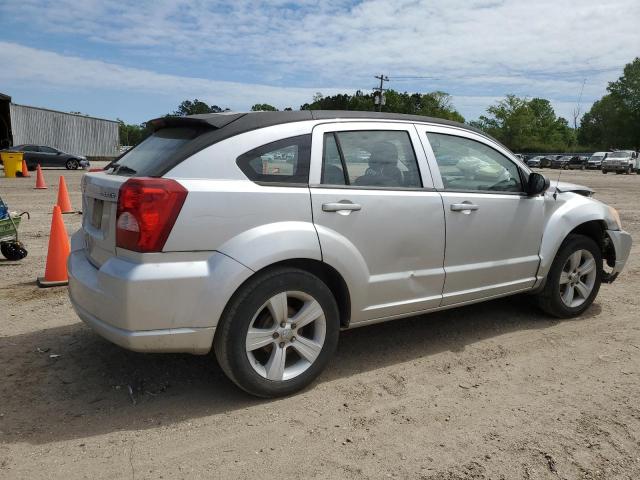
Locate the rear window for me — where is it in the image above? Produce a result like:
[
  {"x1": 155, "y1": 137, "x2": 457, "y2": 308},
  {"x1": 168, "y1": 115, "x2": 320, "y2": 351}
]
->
[{"x1": 109, "y1": 127, "x2": 203, "y2": 176}]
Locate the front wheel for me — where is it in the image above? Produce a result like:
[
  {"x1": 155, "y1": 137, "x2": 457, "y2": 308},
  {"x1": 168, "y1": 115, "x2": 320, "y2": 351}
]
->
[
  {"x1": 602, "y1": 170, "x2": 607, "y2": 174},
  {"x1": 214, "y1": 267, "x2": 340, "y2": 397},
  {"x1": 535, "y1": 234, "x2": 602, "y2": 318},
  {"x1": 65, "y1": 159, "x2": 79, "y2": 170}
]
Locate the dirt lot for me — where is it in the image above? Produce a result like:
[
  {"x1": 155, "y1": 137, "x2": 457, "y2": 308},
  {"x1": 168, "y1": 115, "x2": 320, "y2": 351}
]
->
[{"x1": 0, "y1": 166, "x2": 639, "y2": 479}]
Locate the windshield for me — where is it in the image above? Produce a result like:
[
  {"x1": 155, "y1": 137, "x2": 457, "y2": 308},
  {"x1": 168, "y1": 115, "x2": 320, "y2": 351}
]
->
[
  {"x1": 608, "y1": 151, "x2": 631, "y2": 158},
  {"x1": 589, "y1": 155, "x2": 604, "y2": 160},
  {"x1": 109, "y1": 127, "x2": 203, "y2": 176}
]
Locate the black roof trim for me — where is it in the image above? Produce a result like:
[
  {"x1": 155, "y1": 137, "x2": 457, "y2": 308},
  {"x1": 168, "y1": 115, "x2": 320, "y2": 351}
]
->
[{"x1": 149, "y1": 110, "x2": 486, "y2": 136}]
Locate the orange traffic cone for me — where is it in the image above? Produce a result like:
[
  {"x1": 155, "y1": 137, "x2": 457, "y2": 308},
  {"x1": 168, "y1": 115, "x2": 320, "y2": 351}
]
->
[
  {"x1": 34, "y1": 164, "x2": 47, "y2": 189},
  {"x1": 56, "y1": 176, "x2": 73, "y2": 213},
  {"x1": 21, "y1": 159, "x2": 30, "y2": 178},
  {"x1": 37, "y1": 205, "x2": 70, "y2": 287}
]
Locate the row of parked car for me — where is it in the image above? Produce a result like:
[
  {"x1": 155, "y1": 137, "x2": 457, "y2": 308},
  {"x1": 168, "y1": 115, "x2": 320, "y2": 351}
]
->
[{"x1": 522, "y1": 151, "x2": 640, "y2": 174}]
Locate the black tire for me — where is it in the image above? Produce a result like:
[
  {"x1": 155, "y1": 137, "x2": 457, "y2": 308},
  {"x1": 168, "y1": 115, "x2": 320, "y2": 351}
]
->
[
  {"x1": 602, "y1": 170, "x2": 607, "y2": 174},
  {"x1": 214, "y1": 267, "x2": 340, "y2": 398},
  {"x1": 535, "y1": 234, "x2": 602, "y2": 318},
  {"x1": 1, "y1": 241, "x2": 28, "y2": 260},
  {"x1": 65, "y1": 159, "x2": 79, "y2": 170}
]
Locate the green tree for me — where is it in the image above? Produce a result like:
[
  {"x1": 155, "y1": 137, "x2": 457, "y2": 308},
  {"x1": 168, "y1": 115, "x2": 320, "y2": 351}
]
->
[
  {"x1": 173, "y1": 99, "x2": 230, "y2": 116},
  {"x1": 300, "y1": 89, "x2": 464, "y2": 122},
  {"x1": 579, "y1": 57, "x2": 639, "y2": 149},
  {"x1": 117, "y1": 119, "x2": 149, "y2": 147},
  {"x1": 250, "y1": 103, "x2": 278, "y2": 111},
  {"x1": 471, "y1": 95, "x2": 575, "y2": 152}
]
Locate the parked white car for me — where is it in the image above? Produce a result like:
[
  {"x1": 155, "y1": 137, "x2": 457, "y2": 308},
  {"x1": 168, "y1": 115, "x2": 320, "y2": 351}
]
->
[
  {"x1": 68, "y1": 111, "x2": 632, "y2": 397},
  {"x1": 602, "y1": 150, "x2": 638, "y2": 174},
  {"x1": 587, "y1": 151, "x2": 608, "y2": 170}
]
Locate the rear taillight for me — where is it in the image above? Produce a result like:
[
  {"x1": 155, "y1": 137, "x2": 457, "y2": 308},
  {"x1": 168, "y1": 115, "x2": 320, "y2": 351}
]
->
[{"x1": 116, "y1": 178, "x2": 187, "y2": 252}]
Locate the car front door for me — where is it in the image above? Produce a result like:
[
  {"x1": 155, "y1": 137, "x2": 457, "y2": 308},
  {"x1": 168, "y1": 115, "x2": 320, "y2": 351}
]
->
[
  {"x1": 38, "y1": 146, "x2": 62, "y2": 167},
  {"x1": 309, "y1": 122, "x2": 446, "y2": 324},
  {"x1": 419, "y1": 126, "x2": 545, "y2": 306}
]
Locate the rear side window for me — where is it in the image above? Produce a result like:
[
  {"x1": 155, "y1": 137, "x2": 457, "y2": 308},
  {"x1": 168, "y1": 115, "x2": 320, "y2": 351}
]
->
[
  {"x1": 110, "y1": 127, "x2": 202, "y2": 176},
  {"x1": 236, "y1": 134, "x2": 311, "y2": 185}
]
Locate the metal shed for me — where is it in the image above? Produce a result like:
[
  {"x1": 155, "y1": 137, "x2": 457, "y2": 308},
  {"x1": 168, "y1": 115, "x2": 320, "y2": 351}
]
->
[{"x1": 0, "y1": 93, "x2": 119, "y2": 158}]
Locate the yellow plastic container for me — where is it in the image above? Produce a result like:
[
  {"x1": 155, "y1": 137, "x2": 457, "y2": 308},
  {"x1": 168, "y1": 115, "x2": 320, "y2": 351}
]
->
[{"x1": 1, "y1": 152, "x2": 24, "y2": 178}]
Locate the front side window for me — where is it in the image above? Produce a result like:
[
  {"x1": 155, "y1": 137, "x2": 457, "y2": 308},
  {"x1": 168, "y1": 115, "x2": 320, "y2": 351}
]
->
[
  {"x1": 236, "y1": 134, "x2": 311, "y2": 185},
  {"x1": 40, "y1": 146, "x2": 57, "y2": 154},
  {"x1": 321, "y1": 130, "x2": 421, "y2": 188},
  {"x1": 427, "y1": 132, "x2": 523, "y2": 193}
]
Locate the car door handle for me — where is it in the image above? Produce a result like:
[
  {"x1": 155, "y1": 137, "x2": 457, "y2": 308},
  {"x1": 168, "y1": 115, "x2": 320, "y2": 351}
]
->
[
  {"x1": 450, "y1": 203, "x2": 480, "y2": 212},
  {"x1": 322, "y1": 202, "x2": 362, "y2": 212}
]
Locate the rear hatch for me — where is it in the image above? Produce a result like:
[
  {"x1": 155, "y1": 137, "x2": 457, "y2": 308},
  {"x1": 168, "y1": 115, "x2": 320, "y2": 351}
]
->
[
  {"x1": 80, "y1": 116, "x2": 241, "y2": 267},
  {"x1": 81, "y1": 173, "x2": 127, "y2": 267}
]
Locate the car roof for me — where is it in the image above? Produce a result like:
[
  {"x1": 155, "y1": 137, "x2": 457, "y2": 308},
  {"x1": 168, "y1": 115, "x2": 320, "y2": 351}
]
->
[
  {"x1": 144, "y1": 110, "x2": 507, "y2": 177},
  {"x1": 148, "y1": 110, "x2": 492, "y2": 140}
]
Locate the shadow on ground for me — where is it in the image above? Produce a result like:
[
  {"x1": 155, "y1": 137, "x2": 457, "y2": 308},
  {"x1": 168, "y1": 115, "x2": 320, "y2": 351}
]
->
[{"x1": 0, "y1": 295, "x2": 601, "y2": 445}]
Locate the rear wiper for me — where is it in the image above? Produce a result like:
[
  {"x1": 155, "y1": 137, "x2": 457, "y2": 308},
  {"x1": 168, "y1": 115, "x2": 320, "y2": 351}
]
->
[{"x1": 111, "y1": 164, "x2": 137, "y2": 176}]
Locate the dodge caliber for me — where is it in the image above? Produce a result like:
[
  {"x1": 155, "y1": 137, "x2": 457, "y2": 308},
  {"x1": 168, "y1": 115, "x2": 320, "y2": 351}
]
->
[{"x1": 68, "y1": 111, "x2": 632, "y2": 397}]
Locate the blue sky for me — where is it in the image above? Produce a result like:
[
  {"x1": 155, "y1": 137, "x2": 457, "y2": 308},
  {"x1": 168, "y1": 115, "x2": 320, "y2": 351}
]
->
[{"x1": 0, "y1": 0, "x2": 638, "y2": 125}]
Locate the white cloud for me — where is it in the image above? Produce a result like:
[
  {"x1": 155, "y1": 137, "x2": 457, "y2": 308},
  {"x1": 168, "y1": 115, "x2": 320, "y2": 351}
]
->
[
  {"x1": 0, "y1": 0, "x2": 638, "y2": 120},
  {"x1": 0, "y1": 42, "x2": 348, "y2": 111}
]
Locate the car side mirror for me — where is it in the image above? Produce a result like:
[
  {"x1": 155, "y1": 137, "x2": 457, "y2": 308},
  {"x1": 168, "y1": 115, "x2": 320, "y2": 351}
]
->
[{"x1": 527, "y1": 172, "x2": 550, "y2": 196}]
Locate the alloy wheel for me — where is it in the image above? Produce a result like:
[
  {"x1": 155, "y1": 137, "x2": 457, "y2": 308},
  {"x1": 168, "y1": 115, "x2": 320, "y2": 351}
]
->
[
  {"x1": 245, "y1": 291, "x2": 326, "y2": 381},
  {"x1": 559, "y1": 249, "x2": 597, "y2": 308}
]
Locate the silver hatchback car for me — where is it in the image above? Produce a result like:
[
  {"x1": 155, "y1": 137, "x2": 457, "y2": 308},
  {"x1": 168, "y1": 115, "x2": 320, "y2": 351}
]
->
[{"x1": 68, "y1": 111, "x2": 632, "y2": 397}]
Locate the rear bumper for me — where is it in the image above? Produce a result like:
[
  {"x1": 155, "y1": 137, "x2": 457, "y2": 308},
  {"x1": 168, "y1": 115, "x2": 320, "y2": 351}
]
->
[
  {"x1": 67, "y1": 231, "x2": 253, "y2": 354},
  {"x1": 71, "y1": 300, "x2": 215, "y2": 353}
]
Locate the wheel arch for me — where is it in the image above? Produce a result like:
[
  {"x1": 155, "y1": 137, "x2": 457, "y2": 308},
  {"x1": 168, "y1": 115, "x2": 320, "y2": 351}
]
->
[
  {"x1": 536, "y1": 215, "x2": 615, "y2": 291},
  {"x1": 218, "y1": 258, "x2": 352, "y2": 330}
]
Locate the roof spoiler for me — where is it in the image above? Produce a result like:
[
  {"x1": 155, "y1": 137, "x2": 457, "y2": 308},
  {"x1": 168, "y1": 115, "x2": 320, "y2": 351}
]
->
[{"x1": 146, "y1": 113, "x2": 246, "y2": 132}]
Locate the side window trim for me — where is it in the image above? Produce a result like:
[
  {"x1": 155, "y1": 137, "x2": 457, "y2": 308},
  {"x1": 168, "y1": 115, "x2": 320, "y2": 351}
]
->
[
  {"x1": 332, "y1": 132, "x2": 350, "y2": 186},
  {"x1": 317, "y1": 128, "x2": 423, "y2": 190},
  {"x1": 309, "y1": 122, "x2": 435, "y2": 189},
  {"x1": 421, "y1": 127, "x2": 527, "y2": 195}
]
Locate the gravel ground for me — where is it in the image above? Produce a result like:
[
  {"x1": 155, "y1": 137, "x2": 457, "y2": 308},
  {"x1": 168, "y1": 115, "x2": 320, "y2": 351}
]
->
[{"x1": 0, "y1": 166, "x2": 639, "y2": 479}]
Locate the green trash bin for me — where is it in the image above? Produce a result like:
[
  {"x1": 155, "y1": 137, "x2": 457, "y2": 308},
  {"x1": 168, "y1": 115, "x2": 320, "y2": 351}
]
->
[{"x1": 1, "y1": 152, "x2": 24, "y2": 178}]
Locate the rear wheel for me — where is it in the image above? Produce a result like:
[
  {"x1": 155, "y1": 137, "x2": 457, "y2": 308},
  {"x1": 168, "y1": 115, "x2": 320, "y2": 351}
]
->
[
  {"x1": 65, "y1": 159, "x2": 79, "y2": 170},
  {"x1": 602, "y1": 170, "x2": 607, "y2": 174},
  {"x1": 535, "y1": 234, "x2": 601, "y2": 318},
  {"x1": 214, "y1": 267, "x2": 340, "y2": 397}
]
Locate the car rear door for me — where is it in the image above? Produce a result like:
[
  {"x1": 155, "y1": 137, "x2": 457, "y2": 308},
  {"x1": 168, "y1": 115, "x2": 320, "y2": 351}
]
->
[
  {"x1": 21, "y1": 145, "x2": 41, "y2": 166},
  {"x1": 418, "y1": 126, "x2": 545, "y2": 306},
  {"x1": 309, "y1": 122, "x2": 446, "y2": 324}
]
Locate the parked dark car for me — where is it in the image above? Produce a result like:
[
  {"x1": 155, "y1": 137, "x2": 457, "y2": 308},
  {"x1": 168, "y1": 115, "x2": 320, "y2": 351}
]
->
[
  {"x1": 526, "y1": 155, "x2": 544, "y2": 168},
  {"x1": 0, "y1": 145, "x2": 89, "y2": 170},
  {"x1": 540, "y1": 155, "x2": 556, "y2": 168},
  {"x1": 551, "y1": 155, "x2": 572, "y2": 169},
  {"x1": 567, "y1": 156, "x2": 587, "y2": 170}
]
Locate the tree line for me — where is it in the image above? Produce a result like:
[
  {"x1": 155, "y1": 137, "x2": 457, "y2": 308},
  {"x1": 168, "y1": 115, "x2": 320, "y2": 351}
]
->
[{"x1": 118, "y1": 57, "x2": 639, "y2": 153}]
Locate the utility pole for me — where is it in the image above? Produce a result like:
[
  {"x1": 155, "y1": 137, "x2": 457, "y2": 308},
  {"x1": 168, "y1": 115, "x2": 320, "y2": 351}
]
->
[{"x1": 373, "y1": 74, "x2": 389, "y2": 112}]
